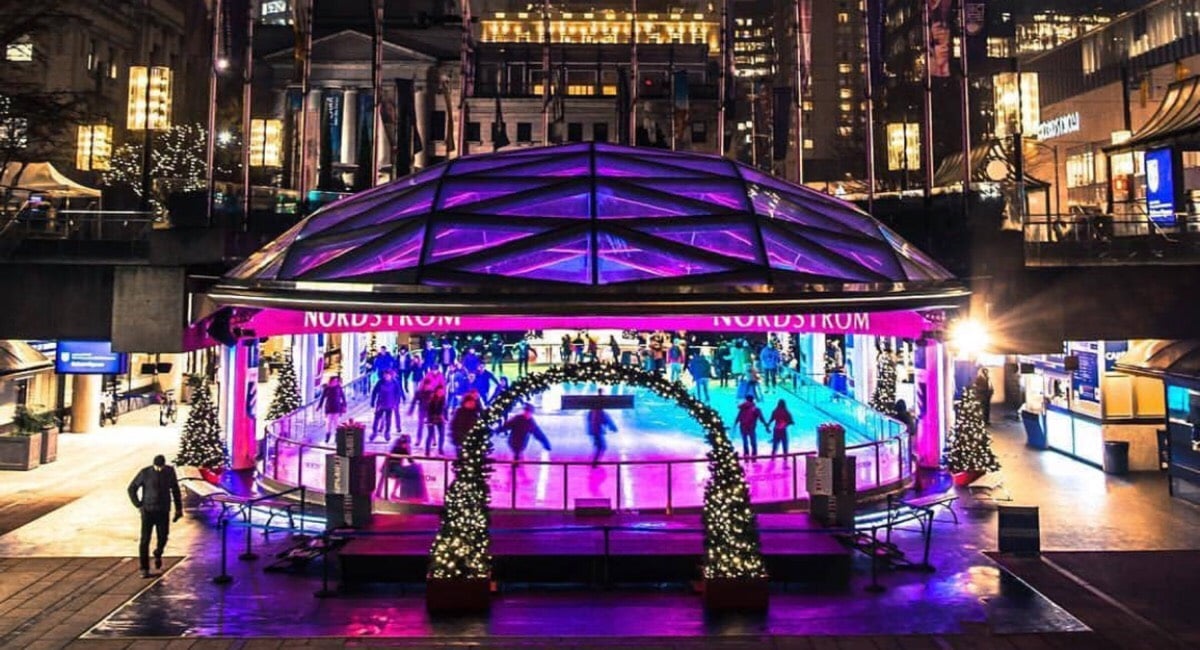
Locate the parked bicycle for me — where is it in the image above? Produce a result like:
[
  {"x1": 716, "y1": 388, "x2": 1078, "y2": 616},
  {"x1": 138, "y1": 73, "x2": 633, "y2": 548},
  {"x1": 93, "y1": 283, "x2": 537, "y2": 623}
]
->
[
  {"x1": 158, "y1": 389, "x2": 178, "y2": 426},
  {"x1": 99, "y1": 389, "x2": 119, "y2": 427}
]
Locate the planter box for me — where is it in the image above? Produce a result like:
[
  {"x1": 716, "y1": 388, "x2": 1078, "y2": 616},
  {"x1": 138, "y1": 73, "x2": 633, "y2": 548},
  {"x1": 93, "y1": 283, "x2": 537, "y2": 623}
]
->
[
  {"x1": 40, "y1": 426, "x2": 58, "y2": 464},
  {"x1": 425, "y1": 576, "x2": 491, "y2": 613},
  {"x1": 702, "y1": 576, "x2": 769, "y2": 612},
  {"x1": 0, "y1": 433, "x2": 42, "y2": 471}
]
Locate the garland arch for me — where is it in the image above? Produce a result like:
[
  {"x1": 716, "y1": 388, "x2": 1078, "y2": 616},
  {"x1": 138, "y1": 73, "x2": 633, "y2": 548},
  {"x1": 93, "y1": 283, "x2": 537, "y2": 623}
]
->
[{"x1": 428, "y1": 362, "x2": 767, "y2": 580}]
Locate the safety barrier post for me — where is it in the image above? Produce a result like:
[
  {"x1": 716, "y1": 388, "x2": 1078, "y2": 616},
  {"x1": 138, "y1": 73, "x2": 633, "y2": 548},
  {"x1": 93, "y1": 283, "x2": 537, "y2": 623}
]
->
[
  {"x1": 212, "y1": 517, "x2": 233, "y2": 584},
  {"x1": 314, "y1": 532, "x2": 336, "y2": 598},
  {"x1": 239, "y1": 513, "x2": 259, "y2": 561}
]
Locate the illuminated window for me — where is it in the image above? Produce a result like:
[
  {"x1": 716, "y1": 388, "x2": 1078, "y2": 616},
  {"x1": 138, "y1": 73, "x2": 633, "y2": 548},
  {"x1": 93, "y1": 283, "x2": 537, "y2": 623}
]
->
[
  {"x1": 838, "y1": 13, "x2": 849, "y2": 23},
  {"x1": 5, "y1": 35, "x2": 33, "y2": 62},
  {"x1": 803, "y1": 138, "x2": 814, "y2": 149},
  {"x1": 839, "y1": 88, "x2": 852, "y2": 99},
  {"x1": 0, "y1": 96, "x2": 28, "y2": 148},
  {"x1": 1065, "y1": 151, "x2": 1095, "y2": 188},
  {"x1": 837, "y1": 126, "x2": 852, "y2": 137},
  {"x1": 840, "y1": 102, "x2": 852, "y2": 112},
  {"x1": 838, "y1": 63, "x2": 852, "y2": 74}
]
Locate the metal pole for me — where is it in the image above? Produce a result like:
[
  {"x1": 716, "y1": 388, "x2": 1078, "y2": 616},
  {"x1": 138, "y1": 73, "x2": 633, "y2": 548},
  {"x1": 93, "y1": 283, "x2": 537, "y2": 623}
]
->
[
  {"x1": 668, "y1": 46, "x2": 676, "y2": 151},
  {"x1": 204, "y1": 0, "x2": 222, "y2": 227},
  {"x1": 958, "y1": 0, "x2": 972, "y2": 219},
  {"x1": 717, "y1": 0, "x2": 728, "y2": 157},
  {"x1": 1015, "y1": 66, "x2": 1027, "y2": 224},
  {"x1": 212, "y1": 517, "x2": 233, "y2": 584},
  {"x1": 297, "y1": 0, "x2": 313, "y2": 205},
  {"x1": 862, "y1": 1, "x2": 876, "y2": 214},
  {"x1": 666, "y1": 462, "x2": 673, "y2": 514},
  {"x1": 920, "y1": 0, "x2": 935, "y2": 199},
  {"x1": 241, "y1": 1, "x2": 256, "y2": 229},
  {"x1": 793, "y1": 0, "x2": 808, "y2": 183},
  {"x1": 456, "y1": 0, "x2": 470, "y2": 156},
  {"x1": 630, "y1": 0, "x2": 639, "y2": 146},
  {"x1": 240, "y1": 514, "x2": 258, "y2": 560},
  {"x1": 140, "y1": 73, "x2": 152, "y2": 214},
  {"x1": 541, "y1": 0, "x2": 551, "y2": 145},
  {"x1": 370, "y1": 0, "x2": 384, "y2": 185}
]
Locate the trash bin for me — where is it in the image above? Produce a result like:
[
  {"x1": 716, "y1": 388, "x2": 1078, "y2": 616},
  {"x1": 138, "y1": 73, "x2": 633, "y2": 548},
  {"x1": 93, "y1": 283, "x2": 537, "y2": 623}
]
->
[
  {"x1": 1021, "y1": 409, "x2": 1047, "y2": 449},
  {"x1": 1103, "y1": 440, "x2": 1130, "y2": 475}
]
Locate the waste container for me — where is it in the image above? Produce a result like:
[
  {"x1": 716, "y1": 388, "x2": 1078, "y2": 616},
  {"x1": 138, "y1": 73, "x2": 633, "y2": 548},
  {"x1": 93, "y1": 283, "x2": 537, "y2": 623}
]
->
[
  {"x1": 1021, "y1": 409, "x2": 1047, "y2": 449},
  {"x1": 1103, "y1": 440, "x2": 1130, "y2": 475}
]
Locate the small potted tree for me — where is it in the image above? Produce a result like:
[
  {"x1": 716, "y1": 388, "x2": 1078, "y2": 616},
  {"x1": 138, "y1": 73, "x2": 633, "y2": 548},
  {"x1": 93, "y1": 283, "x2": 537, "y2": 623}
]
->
[
  {"x1": 0, "y1": 406, "x2": 53, "y2": 470},
  {"x1": 944, "y1": 387, "x2": 1001, "y2": 486}
]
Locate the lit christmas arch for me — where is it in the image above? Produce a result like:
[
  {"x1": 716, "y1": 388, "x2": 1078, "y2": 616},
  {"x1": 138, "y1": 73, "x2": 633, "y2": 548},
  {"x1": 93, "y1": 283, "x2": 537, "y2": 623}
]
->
[{"x1": 428, "y1": 362, "x2": 767, "y2": 580}]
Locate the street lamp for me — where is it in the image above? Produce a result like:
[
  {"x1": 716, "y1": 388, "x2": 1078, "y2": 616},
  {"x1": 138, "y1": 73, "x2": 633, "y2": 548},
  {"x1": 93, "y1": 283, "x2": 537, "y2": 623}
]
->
[
  {"x1": 75, "y1": 123, "x2": 113, "y2": 171},
  {"x1": 127, "y1": 65, "x2": 172, "y2": 212}
]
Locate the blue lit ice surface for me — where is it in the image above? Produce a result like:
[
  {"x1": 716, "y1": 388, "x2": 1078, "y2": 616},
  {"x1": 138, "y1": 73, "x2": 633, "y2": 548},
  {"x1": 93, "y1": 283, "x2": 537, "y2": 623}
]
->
[{"x1": 498, "y1": 380, "x2": 877, "y2": 462}]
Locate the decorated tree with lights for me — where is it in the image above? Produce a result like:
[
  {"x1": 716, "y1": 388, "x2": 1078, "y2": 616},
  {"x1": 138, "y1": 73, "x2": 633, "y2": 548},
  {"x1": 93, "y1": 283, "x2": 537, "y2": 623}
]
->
[
  {"x1": 943, "y1": 387, "x2": 1000, "y2": 474},
  {"x1": 103, "y1": 123, "x2": 236, "y2": 212},
  {"x1": 428, "y1": 362, "x2": 765, "y2": 581},
  {"x1": 266, "y1": 352, "x2": 302, "y2": 420},
  {"x1": 869, "y1": 349, "x2": 897, "y2": 416},
  {"x1": 175, "y1": 379, "x2": 226, "y2": 469}
]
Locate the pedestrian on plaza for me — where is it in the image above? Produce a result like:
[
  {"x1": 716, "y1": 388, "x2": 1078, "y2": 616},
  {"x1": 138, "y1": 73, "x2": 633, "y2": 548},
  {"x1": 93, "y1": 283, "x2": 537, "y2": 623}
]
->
[
  {"x1": 497, "y1": 375, "x2": 511, "y2": 396},
  {"x1": 767, "y1": 399, "x2": 795, "y2": 457},
  {"x1": 396, "y1": 345, "x2": 412, "y2": 392},
  {"x1": 370, "y1": 370, "x2": 404, "y2": 442},
  {"x1": 732, "y1": 395, "x2": 768, "y2": 458},
  {"x1": 318, "y1": 375, "x2": 347, "y2": 443},
  {"x1": 688, "y1": 350, "x2": 712, "y2": 403},
  {"x1": 973, "y1": 367, "x2": 994, "y2": 424},
  {"x1": 423, "y1": 385, "x2": 448, "y2": 456},
  {"x1": 497, "y1": 402, "x2": 551, "y2": 462},
  {"x1": 586, "y1": 390, "x2": 618, "y2": 466},
  {"x1": 127, "y1": 454, "x2": 182, "y2": 578},
  {"x1": 449, "y1": 390, "x2": 484, "y2": 450}
]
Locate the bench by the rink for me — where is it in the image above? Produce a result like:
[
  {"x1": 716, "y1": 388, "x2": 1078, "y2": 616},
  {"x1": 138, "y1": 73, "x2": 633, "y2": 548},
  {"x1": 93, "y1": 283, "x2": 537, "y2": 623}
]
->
[{"x1": 181, "y1": 477, "x2": 298, "y2": 529}]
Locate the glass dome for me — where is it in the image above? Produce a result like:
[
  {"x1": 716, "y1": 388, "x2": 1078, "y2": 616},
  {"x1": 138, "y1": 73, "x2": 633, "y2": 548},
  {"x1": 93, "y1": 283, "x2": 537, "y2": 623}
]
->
[{"x1": 223, "y1": 143, "x2": 957, "y2": 309}]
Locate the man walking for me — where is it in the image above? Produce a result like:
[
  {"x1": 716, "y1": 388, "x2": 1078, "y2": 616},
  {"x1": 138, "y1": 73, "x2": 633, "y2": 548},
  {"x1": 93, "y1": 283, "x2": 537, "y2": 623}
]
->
[{"x1": 127, "y1": 454, "x2": 183, "y2": 578}]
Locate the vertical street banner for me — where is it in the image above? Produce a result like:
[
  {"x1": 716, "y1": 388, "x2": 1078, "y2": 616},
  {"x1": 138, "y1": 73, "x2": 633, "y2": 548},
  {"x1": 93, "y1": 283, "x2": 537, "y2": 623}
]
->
[
  {"x1": 391, "y1": 79, "x2": 420, "y2": 178},
  {"x1": 927, "y1": 0, "x2": 953, "y2": 78},
  {"x1": 964, "y1": 1, "x2": 987, "y2": 67},
  {"x1": 354, "y1": 91, "x2": 374, "y2": 190},
  {"x1": 318, "y1": 90, "x2": 342, "y2": 190}
]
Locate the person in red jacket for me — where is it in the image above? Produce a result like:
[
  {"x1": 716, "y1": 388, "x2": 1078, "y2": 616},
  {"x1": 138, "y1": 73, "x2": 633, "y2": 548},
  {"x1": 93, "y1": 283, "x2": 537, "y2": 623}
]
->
[{"x1": 732, "y1": 395, "x2": 768, "y2": 458}]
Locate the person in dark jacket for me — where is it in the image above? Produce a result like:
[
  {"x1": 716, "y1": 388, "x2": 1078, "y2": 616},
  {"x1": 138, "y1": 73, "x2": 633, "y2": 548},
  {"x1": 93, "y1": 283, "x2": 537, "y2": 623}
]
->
[
  {"x1": 587, "y1": 390, "x2": 618, "y2": 466},
  {"x1": 488, "y1": 335, "x2": 505, "y2": 375},
  {"x1": 317, "y1": 376, "x2": 347, "y2": 443},
  {"x1": 688, "y1": 351, "x2": 712, "y2": 403},
  {"x1": 370, "y1": 370, "x2": 405, "y2": 442},
  {"x1": 423, "y1": 385, "x2": 449, "y2": 456},
  {"x1": 497, "y1": 402, "x2": 551, "y2": 461},
  {"x1": 732, "y1": 396, "x2": 768, "y2": 458},
  {"x1": 127, "y1": 454, "x2": 182, "y2": 578},
  {"x1": 450, "y1": 390, "x2": 484, "y2": 450}
]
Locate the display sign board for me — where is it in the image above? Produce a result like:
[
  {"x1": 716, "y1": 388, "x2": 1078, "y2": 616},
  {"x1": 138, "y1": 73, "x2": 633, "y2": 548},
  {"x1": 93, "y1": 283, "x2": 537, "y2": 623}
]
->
[
  {"x1": 1146, "y1": 147, "x2": 1177, "y2": 228},
  {"x1": 1068, "y1": 341, "x2": 1100, "y2": 404},
  {"x1": 55, "y1": 341, "x2": 129, "y2": 375},
  {"x1": 1104, "y1": 340, "x2": 1129, "y2": 372},
  {"x1": 806, "y1": 457, "x2": 834, "y2": 496},
  {"x1": 326, "y1": 454, "x2": 349, "y2": 495}
]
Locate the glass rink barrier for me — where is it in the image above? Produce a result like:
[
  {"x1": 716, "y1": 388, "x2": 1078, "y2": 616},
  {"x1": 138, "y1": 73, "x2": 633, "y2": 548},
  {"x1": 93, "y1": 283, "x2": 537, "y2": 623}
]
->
[{"x1": 262, "y1": 428, "x2": 913, "y2": 512}]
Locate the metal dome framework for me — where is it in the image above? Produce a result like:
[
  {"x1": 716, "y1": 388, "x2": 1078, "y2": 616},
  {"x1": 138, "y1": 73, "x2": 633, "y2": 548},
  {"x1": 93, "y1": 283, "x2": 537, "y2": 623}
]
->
[{"x1": 219, "y1": 143, "x2": 963, "y2": 313}]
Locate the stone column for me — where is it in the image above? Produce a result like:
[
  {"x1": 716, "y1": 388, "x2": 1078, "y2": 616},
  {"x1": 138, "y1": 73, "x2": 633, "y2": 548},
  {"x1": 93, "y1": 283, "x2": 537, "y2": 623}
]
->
[
  {"x1": 69, "y1": 374, "x2": 102, "y2": 433},
  {"x1": 341, "y1": 88, "x2": 358, "y2": 167},
  {"x1": 414, "y1": 81, "x2": 428, "y2": 168}
]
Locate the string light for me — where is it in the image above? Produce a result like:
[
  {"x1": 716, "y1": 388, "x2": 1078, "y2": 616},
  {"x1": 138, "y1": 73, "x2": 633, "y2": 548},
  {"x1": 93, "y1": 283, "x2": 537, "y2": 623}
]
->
[
  {"x1": 943, "y1": 387, "x2": 1000, "y2": 474},
  {"x1": 428, "y1": 362, "x2": 767, "y2": 580}
]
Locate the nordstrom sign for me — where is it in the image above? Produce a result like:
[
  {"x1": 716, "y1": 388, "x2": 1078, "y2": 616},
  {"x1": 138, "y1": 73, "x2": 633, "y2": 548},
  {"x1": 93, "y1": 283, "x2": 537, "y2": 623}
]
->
[{"x1": 1038, "y1": 112, "x2": 1080, "y2": 140}]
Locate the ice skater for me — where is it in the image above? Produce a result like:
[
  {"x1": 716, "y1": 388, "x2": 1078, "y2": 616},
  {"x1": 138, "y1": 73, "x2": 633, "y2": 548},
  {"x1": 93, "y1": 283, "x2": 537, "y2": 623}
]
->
[
  {"x1": 767, "y1": 399, "x2": 794, "y2": 457},
  {"x1": 586, "y1": 389, "x2": 618, "y2": 466},
  {"x1": 497, "y1": 402, "x2": 551, "y2": 462},
  {"x1": 317, "y1": 375, "x2": 347, "y2": 443},
  {"x1": 370, "y1": 370, "x2": 404, "y2": 442},
  {"x1": 732, "y1": 395, "x2": 768, "y2": 458}
]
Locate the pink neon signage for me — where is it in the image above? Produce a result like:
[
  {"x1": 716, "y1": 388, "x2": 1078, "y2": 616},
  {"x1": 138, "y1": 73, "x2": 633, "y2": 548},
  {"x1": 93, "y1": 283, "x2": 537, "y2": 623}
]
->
[{"x1": 243, "y1": 309, "x2": 937, "y2": 338}]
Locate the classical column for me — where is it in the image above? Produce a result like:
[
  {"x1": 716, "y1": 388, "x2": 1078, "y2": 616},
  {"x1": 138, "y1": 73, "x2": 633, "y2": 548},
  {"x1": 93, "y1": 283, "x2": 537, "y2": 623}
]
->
[
  {"x1": 414, "y1": 81, "x2": 428, "y2": 169},
  {"x1": 69, "y1": 374, "x2": 102, "y2": 434},
  {"x1": 341, "y1": 88, "x2": 358, "y2": 168}
]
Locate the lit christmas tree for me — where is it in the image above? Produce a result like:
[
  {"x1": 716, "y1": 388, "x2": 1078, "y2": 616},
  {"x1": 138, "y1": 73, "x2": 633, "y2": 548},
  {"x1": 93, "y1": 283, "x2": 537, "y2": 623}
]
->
[
  {"x1": 175, "y1": 379, "x2": 227, "y2": 469},
  {"x1": 104, "y1": 123, "x2": 235, "y2": 212},
  {"x1": 869, "y1": 349, "x2": 897, "y2": 416},
  {"x1": 943, "y1": 387, "x2": 1000, "y2": 474},
  {"x1": 266, "y1": 352, "x2": 301, "y2": 420}
]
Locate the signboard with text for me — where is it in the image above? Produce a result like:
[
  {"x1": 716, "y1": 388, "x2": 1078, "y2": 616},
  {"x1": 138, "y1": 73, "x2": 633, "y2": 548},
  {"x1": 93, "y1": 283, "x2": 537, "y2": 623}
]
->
[
  {"x1": 1146, "y1": 147, "x2": 1178, "y2": 228},
  {"x1": 55, "y1": 341, "x2": 129, "y2": 375},
  {"x1": 1068, "y1": 341, "x2": 1100, "y2": 404}
]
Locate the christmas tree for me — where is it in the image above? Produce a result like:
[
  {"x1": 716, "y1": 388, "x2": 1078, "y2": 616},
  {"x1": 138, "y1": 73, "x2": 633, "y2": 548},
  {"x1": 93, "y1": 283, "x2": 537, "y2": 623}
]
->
[
  {"x1": 869, "y1": 350, "x2": 897, "y2": 416},
  {"x1": 175, "y1": 380, "x2": 227, "y2": 469},
  {"x1": 943, "y1": 387, "x2": 1000, "y2": 474},
  {"x1": 266, "y1": 353, "x2": 301, "y2": 420}
]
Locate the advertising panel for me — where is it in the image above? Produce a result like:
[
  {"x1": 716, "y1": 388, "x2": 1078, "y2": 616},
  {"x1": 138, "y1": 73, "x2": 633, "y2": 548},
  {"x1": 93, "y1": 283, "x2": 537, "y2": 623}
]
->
[
  {"x1": 1146, "y1": 147, "x2": 1177, "y2": 228},
  {"x1": 55, "y1": 341, "x2": 129, "y2": 375}
]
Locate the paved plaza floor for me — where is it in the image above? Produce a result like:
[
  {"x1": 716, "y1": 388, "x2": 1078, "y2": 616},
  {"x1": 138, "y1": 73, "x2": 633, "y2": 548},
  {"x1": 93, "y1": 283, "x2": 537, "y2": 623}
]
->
[{"x1": 2, "y1": 399, "x2": 1199, "y2": 648}]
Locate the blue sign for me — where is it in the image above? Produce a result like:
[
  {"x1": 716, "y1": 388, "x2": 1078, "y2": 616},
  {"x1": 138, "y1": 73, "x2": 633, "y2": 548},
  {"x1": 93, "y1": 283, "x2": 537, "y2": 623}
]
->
[
  {"x1": 1104, "y1": 340, "x2": 1129, "y2": 372},
  {"x1": 55, "y1": 341, "x2": 128, "y2": 375},
  {"x1": 1146, "y1": 147, "x2": 1176, "y2": 228},
  {"x1": 1071, "y1": 350, "x2": 1100, "y2": 403}
]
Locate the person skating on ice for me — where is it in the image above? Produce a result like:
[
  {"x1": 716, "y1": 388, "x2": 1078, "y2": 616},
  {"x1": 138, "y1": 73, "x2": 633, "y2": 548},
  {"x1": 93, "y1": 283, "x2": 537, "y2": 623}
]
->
[
  {"x1": 586, "y1": 389, "x2": 618, "y2": 466},
  {"x1": 767, "y1": 399, "x2": 794, "y2": 458},
  {"x1": 497, "y1": 402, "x2": 551, "y2": 462},
  {"x1": 732, "y1": 395, "x2": 769, "y2": 459}
]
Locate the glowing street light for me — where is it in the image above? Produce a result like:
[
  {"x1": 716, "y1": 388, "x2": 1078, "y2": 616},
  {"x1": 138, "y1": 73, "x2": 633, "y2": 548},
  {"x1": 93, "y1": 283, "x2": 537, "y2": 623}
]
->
[
  {"x1": 949, "y1": 319, "x2": 990, "y2": 358},
  {"x1": 75, "y1": 123, "x2": 113, "y2": 171}
]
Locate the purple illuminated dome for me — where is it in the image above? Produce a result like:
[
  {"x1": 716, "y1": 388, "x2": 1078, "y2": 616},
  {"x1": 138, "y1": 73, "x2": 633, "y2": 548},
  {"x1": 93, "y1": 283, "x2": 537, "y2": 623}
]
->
[{"x1": 220, "y1": 143, "x2": 961, "y2": 313}]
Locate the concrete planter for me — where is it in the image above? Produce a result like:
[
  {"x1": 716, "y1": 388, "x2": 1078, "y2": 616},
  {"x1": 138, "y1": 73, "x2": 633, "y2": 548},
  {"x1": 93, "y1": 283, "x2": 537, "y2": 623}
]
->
[
  {"x1": 425, "y1": 576, "x2": 491, "y2": 613},
  {"x1": 39, "y1": 426, "x2": 58, "y2": 464},
  {"x1": 0, "y1": 433, "x2": 42, "y2": 471},
  {"x1": 702, "y1": 576, "x2": 769, "y2": 612}
]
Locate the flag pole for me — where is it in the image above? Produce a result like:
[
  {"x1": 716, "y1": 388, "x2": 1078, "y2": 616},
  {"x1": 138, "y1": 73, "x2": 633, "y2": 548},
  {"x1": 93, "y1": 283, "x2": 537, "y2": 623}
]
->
[
  {"x1": 958, "y1": 0, "x2": 972, "y2": 216},
  {"x1": 456, "y1": 0, "x2": 471, "y2": 157},
  {"x1": 296, "y1": 0, "x2": 313, "y2": 204},
  {"x1": 718, "y1": 0, "x2": 728, "y2": 157},
  {"x1": 669, "y1": 44, "x2": 676, "y2": 151},
  {"x1": 863, "y1": 0, "x2": 877, "y2": 214},
  {"x1": 921, "y1": 0, "x2": 935, "y2": 199},
  {"x1": 240, "y1": 0, "x2": 256, "y2": 229},
  {"x1": 793, "y1": 0, "x2": 808, "y2": 183}
]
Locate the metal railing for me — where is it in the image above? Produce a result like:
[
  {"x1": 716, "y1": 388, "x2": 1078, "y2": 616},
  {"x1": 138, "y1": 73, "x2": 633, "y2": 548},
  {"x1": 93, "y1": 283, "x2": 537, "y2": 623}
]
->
[
  {"x1": 0, "y1": 210, "x2": 157, "y2": 241},
  {"x1": 262, "y1": 427, "x2": 911, "y2": 512},
  {"x1": 267, "y1": 374, "x2": 373, "y2": 442},
  {"x1": 784, "y1": 368, "x2": 905, "y2": 442},
  {"x1": 1023, "y1": 213, "x2": 1200, "y2": 265}
]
